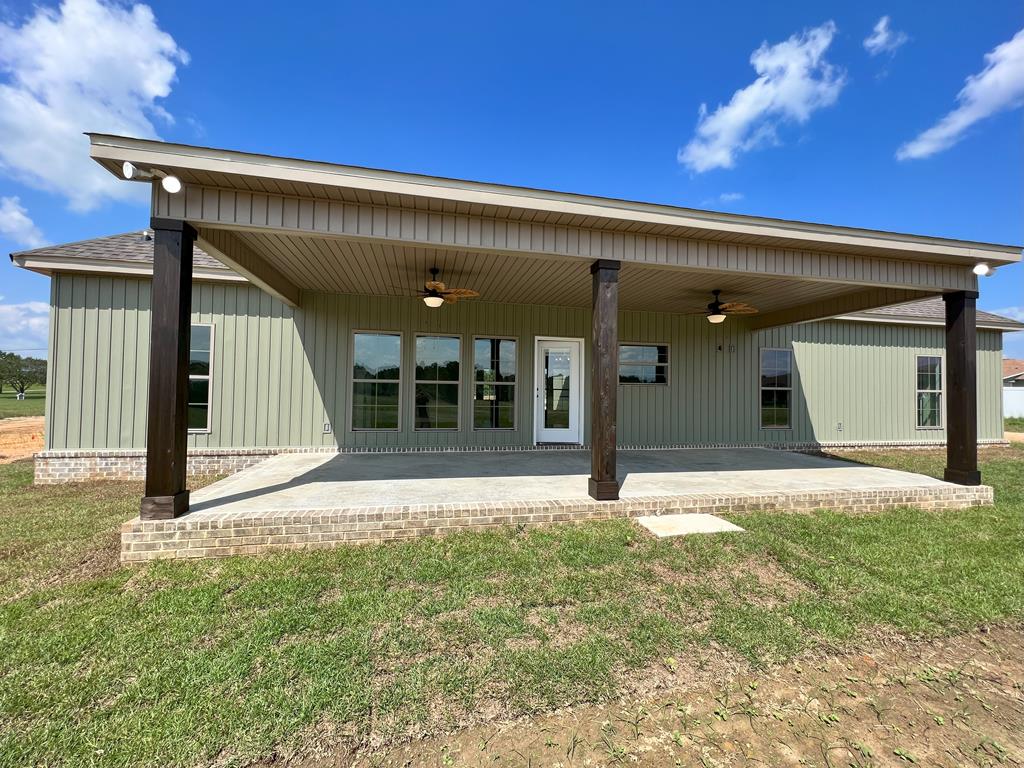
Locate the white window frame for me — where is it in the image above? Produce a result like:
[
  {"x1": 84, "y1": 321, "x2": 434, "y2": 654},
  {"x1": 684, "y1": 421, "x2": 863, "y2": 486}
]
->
[
  {"x1": 472, "y1": 335, "x2": 518, "y2": 431},
  {"x1": 759, "y1": 347, "x2": 793, "y2": 430},
  {"x1": 187, "y1": 323, "x2": 214, "y2": 434},
  {"x1": 618, "y1": 342, "x2": 670, "y2": 385},
  {"x1": 413, "y1": 333, "x2": 462, "y2": 432},
  {"x1": 915, "y1": 354, "x2": 944, "y2": 430},
  {"x1": 350, "y1": 330, "x2": 403, "y2": 432}
]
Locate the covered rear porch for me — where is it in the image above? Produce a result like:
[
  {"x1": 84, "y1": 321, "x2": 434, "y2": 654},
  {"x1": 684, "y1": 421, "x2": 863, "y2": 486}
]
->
[
  {"x1": 84, "y1": 135, "x2": 1019, "y2": 538},
  {"x1": 121, "y1": 447, "x2": 993, "y2": 561}
]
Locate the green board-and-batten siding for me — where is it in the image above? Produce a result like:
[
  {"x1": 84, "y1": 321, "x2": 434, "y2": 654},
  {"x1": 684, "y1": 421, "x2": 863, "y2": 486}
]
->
[{"x1": 44, "y1": 274, "x2": 1004, "y2": 452}]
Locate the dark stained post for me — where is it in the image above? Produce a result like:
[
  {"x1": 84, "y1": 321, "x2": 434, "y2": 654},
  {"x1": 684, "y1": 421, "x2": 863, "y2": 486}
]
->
[
  {"x1": 943, "y1": 290, "x2": 981, "y2": 486},
  {"x1": 589, "y1": 259, "x2": 620, "y2": 500},
  {"x1": 141, "y1": 218, "x2": 196, "y2": 519}
]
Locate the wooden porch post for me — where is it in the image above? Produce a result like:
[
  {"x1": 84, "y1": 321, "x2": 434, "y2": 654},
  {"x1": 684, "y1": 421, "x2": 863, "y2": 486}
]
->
[
  {"x1": 140, "y1": 218, "x2": 196, "y2": 519},
  {"x1": 589, "y1": 259, "x2": 620, "y2": 500},
  {"x1": 943, "y1": 290, "x2": 981, "y2": 486}
]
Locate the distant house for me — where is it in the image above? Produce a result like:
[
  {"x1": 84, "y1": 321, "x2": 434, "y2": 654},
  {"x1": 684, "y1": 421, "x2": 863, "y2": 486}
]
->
[{"x1": 1003, "y1": 359, "x2": 1024, "y2": 388}]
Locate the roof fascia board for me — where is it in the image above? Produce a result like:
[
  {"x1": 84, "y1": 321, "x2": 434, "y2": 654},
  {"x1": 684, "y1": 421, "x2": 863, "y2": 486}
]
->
[
  {"x1": 89, "y1": 134, "x2": 1022, "y2": 266},
  {"x1": 834, "y1": 313, "x2": 1023, "y2": 331},
  {"x1": 12, "y1": 254, "x2": 245, "y2": 283}
]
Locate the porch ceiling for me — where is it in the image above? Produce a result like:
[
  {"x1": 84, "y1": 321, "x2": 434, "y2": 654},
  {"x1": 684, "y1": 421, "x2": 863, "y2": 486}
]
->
[{"x1": 227, "y1": 229, "x2": 910, "y2": 315}]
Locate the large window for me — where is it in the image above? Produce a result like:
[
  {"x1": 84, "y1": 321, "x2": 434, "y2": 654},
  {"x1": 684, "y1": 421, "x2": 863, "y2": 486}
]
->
[
  {"x1": 916, "y1": 355, "x2": 943, "y2": 428},
  {"x1": 188, "y1": 324, "x2": 213, "y2": 432},
  {"x1": 760, "y1": 348, "x2": 792, "y2": 429},
  {"x1": 352, "y1": 333, "x2": 401, "y2": 430},
  {"x1": 415, "y1": 335, "x2": 460, "y2": 430},
  {"x1": 619, "y1": 344, "x2": 668, "y2": 384},
  {"x1": 474, "y1": 337, "x2": 516, "y2": 429}
]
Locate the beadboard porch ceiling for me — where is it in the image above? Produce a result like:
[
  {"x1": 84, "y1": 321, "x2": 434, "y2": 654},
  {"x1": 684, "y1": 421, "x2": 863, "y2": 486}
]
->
[{"x1": 225, "y1": 228, "x2": 881, "y2": 316}]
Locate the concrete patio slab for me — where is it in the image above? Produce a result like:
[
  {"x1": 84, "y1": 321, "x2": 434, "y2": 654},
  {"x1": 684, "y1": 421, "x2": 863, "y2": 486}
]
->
[
  {"x1": 636, "y1": 513, "x2": 745, "y2": 537},
  {"x1": 121, "y1": 448, "x2": 994, "y2": 562},
  {"x1": 186, "y1": 448, "x2": 951, "y2": 515}
]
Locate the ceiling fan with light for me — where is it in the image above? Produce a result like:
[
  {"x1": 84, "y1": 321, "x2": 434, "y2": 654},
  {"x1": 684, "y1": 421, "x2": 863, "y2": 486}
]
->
[
  {"x1": 685, "y1": 289, "x2": 759, "y2": 324},
  {"x1": 408, "y1": 267, "x2": 480, "y2": 308}
]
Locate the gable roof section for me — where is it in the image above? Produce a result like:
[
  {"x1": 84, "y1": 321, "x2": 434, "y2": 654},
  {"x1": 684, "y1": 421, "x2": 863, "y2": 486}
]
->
[
  {"x1": 89, "y1": 134, "x2": 1022, "y2": 268},
  {"x1": 11, "y1": 230, "x2": 1023, "y2": 332},
  {"x1": 838, "y1": 296, "x2": 1024, "y2": 331},
  {"x1": 10, "y1": 230, "x2": 242, "y2": 283}
]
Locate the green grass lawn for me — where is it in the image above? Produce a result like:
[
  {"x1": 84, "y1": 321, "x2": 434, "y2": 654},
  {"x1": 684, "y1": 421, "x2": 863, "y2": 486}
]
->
[
  {"x1": 0, "y1": 385, "x2": 45, "y2": 419},
  {"x1": 1006, "y1": 416, "x2": 1024, "y2": 433},
  {"x1": 0, "y1": 447, "x2": 1022, "y2": 767}
]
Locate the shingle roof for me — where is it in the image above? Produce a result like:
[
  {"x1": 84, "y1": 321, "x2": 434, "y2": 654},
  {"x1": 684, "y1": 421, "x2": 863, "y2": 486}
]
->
[
  {"x1": 1004, "y1": 359, "x2": 1024, "y2": 379},
  {"x1": 846, "y1": 296, "x2": 1024, "y2": 330},
  {"x1": 11, "y1": 230, "x2": 1024, "y2": 331},
  {"x1": 11, "y1": 230, "x2": 224, "y2": 270}
]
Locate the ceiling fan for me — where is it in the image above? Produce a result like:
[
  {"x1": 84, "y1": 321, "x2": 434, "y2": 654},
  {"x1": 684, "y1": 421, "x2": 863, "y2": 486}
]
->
[
  {"x1": 410, "y1": 267, "x2": 480, "y2": 308},
  {"x1": 685, "y1": 289, "x2": 758, "y2": 324}
]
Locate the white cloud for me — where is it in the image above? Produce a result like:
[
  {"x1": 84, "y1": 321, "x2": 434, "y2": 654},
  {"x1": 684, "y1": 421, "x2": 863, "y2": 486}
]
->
[
  {"x1": 0, "y1": 299, "x2": 49, "y2": 355},
  {"x1": 0, "y1": 0, "x2": 188, "y2": 212},
  {"x1": 993, "y1": 306, "x2": 1024, "y2": 323},
  {"x1": 700, "y1": 192, "x2": 744, "y2": 207},
  {"x1": 679, "y1": 22, "x2": 845, "y2": 173},
  {"x1": 864, "y1": 16, "x2": 908, "y2": 56},
  {"x1": 897, "y1": 28, "x2": 1024, "y2": 160},
  {"x1": 0, "y1": 196, "x2": 45, "y2": 248}
]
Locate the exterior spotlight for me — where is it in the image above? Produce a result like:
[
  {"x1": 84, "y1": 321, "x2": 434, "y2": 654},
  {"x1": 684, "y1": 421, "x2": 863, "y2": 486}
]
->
[
  {"x1": 423, "y1": 295, "x2": 445, "y2": 308},
  {"x1": 972, "y1": 262, "x2": 993, "y2": 276},
  {"x1": 160, "y1": 174, "x2": 182, "y2": 194},
  {"x1": 707, "y1": 312, "x2": 726, "y2": 324},
  {"x1": 121, "y1": 161, "x2": 153, "y2": 181}
]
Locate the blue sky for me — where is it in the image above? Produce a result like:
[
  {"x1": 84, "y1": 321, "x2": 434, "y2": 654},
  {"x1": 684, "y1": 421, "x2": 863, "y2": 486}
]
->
[{"x1": 0, "y1": 0, "x2": 1021, "y2": 356}]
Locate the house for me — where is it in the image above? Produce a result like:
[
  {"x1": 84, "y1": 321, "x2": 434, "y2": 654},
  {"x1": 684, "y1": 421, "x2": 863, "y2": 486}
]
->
[
  {"x1": 9, "y1": 135, "x2": 1024, "y2": 560},
  {"x1": 1004, "y1": 359, "x2": 1024, "y2": 388}
]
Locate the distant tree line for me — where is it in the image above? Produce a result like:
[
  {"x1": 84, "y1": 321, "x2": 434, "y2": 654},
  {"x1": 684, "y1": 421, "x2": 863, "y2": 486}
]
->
[{"x1": 0, "y1": 351, "x2": 47, "y2": 395}]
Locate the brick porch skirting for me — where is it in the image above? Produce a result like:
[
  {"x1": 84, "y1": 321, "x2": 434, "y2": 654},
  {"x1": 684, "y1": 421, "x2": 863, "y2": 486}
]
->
[
  {"x1": 33, "y1": 438, "x2": 1011, "y2": 485},
  {"x1": 121, "y1": 484, "x2": 994, "y2": 562}
]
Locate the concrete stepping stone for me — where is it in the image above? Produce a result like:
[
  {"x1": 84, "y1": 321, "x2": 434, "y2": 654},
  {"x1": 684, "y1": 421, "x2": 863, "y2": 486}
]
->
[{"x1": 635, "y1": 513, "x2": 745, "y2": 538}]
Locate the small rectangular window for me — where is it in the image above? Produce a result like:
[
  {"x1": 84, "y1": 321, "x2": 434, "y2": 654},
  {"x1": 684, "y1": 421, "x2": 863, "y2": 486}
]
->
[
  {"x1": 473, "y1": 338, "x2": 516, "y2": 429},
  {"x1": 352, "y1": 333, "x2": 401, "y2": 430},
  {"x1": 916, "y1": 355, "x2": 942, "y2": 428},
  {"x1": 415, "y1": 335, "x2": 460, "y2": 430},
  {"x1": 760, "y1": 348, "x2": 792, "y2": 429},
  {"x1": 188, "y1": 324, "x2": 213, "y2": 432},
  {"x1": 619, "y1": 344, "x2": 669, "y2": 384}
]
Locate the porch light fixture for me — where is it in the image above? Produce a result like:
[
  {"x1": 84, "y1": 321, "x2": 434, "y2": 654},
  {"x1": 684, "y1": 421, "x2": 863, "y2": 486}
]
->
[
  {"x1": 706, "y1": 311, "x2": 727, "y2": 324},
  {"x1": 422, "y1": 294, "x2": 445, "y2": 308},
  {"x1": 160, "y1": 174, "x2": 182, "y2": 194},
  {"x1": 120, "y1": 162, "x2": 182, "y2": 194},
  {"x1": 121, "y1": 161, "x2": 151, "y2": 181},
  {"x1": 972, "y1": 262, "x2": 994, "y2": 277}
]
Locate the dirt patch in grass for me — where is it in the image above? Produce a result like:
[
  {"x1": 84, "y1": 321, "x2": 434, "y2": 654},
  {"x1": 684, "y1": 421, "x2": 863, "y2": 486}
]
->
[
  {"x1": 350, "y1": 626, "x2": 1024, "y2": 767},
  {"x1": 0, "y1": 416, "x2": 44, "y2": 463}
]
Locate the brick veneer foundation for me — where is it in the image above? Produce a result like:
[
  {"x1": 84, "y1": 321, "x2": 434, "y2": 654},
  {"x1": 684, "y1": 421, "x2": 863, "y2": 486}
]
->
[
  {"x1": 34, "y1": 439, "x2": 1010, "y2": 485},
  {"x1": 33, "y1": 449, "x2": 293, "y2": 484},
  {"x1": 121, "y1": 484, "x2": 994, "y2": 562}
]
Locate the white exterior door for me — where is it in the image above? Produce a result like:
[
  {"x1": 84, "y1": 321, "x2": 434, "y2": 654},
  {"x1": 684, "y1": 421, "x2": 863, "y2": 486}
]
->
[{"x1": 534, "y1": 338, "x2": 583, "y2": 444}]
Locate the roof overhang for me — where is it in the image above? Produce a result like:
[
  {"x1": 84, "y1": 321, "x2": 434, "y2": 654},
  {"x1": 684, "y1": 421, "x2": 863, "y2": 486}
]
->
[
  {"x1": 11, "y1": 253, "x2": 244, "y2": 283},
  {"x1": 89, "y1": 133, "x2": 1022, "y2": 268}
]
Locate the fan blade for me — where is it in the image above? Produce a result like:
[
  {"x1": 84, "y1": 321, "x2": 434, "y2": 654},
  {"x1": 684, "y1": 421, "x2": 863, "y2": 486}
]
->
[
  {"x1": 425, "y1": 280, "x2": 446, "y2": 292},
  {"x1": 441, "y1": 288, "x2": 480, "y2": 298},
  {"x1": 720, "y1": 302, "x2": 758, "y2": 315},
  {"x1": 443, "y1": 294, "x2": 460, "y2": 304}
]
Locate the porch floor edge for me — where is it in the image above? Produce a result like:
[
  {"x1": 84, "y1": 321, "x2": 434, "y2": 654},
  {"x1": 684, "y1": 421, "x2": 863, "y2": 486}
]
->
[{"x1": 120, "y1": 483, "x2": 994, "y2": 562}]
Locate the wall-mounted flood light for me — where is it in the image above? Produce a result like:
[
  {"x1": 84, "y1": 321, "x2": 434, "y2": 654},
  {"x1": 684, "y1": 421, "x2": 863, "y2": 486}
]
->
[{"x1": 120, "y1": 162, "x2": 182, "y2": 194}]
